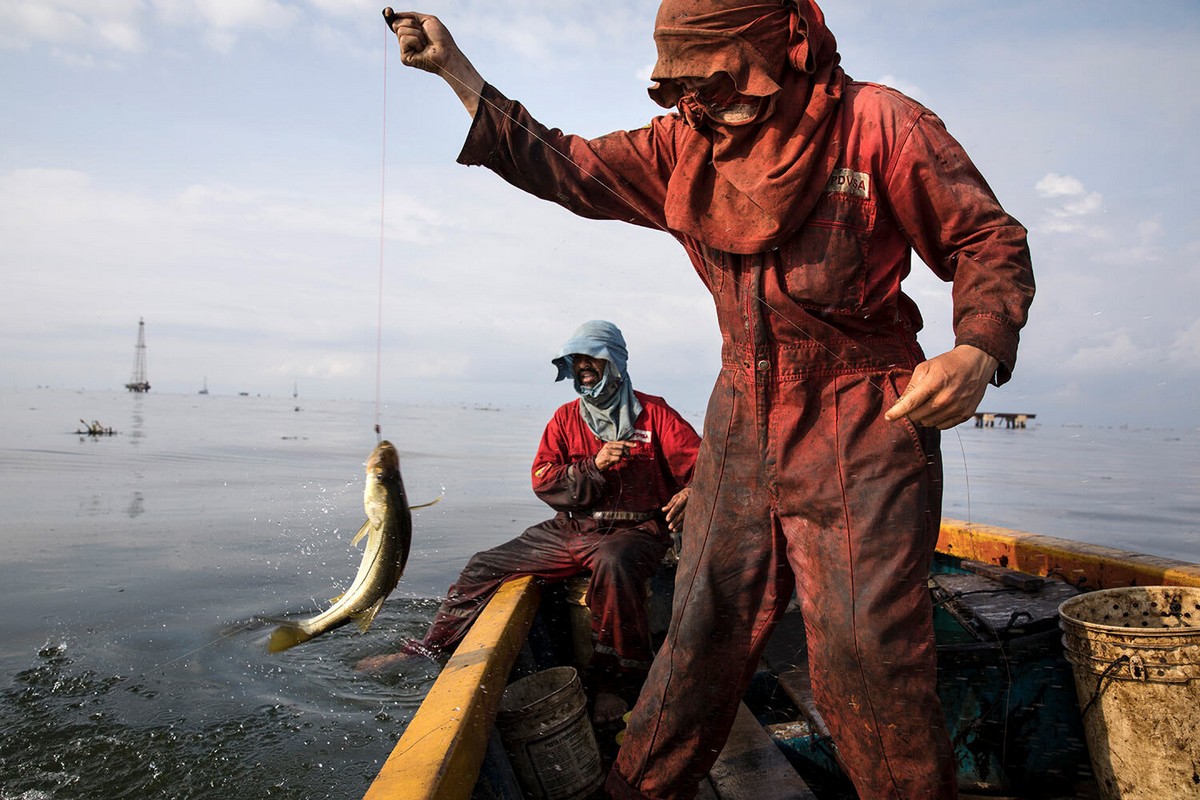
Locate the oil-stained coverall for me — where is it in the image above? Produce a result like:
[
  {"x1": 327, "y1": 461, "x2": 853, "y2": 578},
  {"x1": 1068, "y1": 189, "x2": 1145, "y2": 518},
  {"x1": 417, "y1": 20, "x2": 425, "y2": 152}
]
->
[
  {"x1": 446, "y1": 3, "x2": 1034, "y2": 797},
  {"x1": 412, "y1": 390, "x2": 700, "y2": 688}
]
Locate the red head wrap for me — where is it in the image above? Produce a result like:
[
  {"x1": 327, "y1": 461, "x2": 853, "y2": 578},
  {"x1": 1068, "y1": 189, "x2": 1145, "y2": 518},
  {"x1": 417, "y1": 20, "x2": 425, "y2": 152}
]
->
[{"x1": 650, "y1": 0, "x2": 847, "y2": 254}]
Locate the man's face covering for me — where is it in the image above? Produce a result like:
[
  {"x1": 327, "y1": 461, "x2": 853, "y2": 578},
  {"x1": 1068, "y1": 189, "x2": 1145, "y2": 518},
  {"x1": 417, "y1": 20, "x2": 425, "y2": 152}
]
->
[
  {"x1": 646, "y1": 0, "x2": 848, "y2": 255},
  {"x1": 649, "y1": 2, "x2": 792, "y2": 128}
]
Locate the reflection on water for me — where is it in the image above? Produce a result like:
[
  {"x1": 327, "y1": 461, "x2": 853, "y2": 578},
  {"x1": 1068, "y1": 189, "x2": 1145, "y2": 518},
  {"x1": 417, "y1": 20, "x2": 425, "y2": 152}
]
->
[
  {"x1": 130, "y1": 393, "x2": 145, "y2": 443},
  {"x1": 0, "y1": 387, "x2": 1196, "y2": 799},
  {"x1": 127, "y1": 490, "x2": 145, "y2": 518}
]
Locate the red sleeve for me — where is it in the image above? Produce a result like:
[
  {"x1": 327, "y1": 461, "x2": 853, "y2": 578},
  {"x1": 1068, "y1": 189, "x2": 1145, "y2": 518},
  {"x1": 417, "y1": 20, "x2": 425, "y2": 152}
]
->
[
  {"x1": 529, "y1": 404, "x2": 606, "y2": 511},
  {"x1": 883, "y1": 107, "x2": 1034, "y2": 384},
  {"x1": 652, "y1": 401, "x2": 701, "y2": 491},
  {"x1": 458, "y1": 83, "x2": 679, "y2": 234}
]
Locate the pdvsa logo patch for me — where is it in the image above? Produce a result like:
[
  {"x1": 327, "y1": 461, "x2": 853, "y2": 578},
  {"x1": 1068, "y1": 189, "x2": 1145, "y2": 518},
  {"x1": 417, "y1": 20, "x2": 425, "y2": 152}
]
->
[{"x1": 826, "y1": 168, "x2": 870, "y2": 199}]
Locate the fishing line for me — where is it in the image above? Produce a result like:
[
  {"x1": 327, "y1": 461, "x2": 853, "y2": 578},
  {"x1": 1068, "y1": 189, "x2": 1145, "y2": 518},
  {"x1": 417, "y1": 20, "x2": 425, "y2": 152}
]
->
[
  {"x1": 953, "y1": 427, "x2": 973, "y2": 525},
  {"x1": 374, "y1": 26, "x2": 389, "y2": 442},
  {"x1": 148, "y1": 619, "x2": 263, "y2": 672}
]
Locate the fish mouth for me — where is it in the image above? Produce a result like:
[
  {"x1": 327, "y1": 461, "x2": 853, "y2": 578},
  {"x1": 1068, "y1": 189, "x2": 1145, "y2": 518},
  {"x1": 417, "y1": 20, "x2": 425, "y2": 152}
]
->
[{"x1": 368, "y1": 440, "x2": 399, "y2": 473}]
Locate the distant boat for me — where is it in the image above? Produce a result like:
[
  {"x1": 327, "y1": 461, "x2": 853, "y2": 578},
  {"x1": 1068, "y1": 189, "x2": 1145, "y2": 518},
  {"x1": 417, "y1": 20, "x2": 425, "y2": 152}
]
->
[
  {"x1": 293, "y1": 380, "x2": 298, "y2": 399},
  {"x1": 199, "y1": 377, "x2": 209, "y2": 395},
  {"x1": 124, "y1": 318, "x2": 151, "y2": 393}
]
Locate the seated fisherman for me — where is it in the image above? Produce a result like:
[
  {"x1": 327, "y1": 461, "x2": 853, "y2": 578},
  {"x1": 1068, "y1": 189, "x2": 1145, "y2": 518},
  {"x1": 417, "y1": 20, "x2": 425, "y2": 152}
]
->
[{"x1": 359, "y1": 320, "x2": 701, "y2": 724}]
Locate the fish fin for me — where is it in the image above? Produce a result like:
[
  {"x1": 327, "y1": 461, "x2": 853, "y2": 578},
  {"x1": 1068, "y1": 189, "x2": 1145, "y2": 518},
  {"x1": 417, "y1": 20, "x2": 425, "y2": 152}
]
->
[
  {"x1": 352, "y1": 596, "x2": 386, "y2": 633},
  {"x1": 328, "y1": 593, "x2": 344, "y2": 604},
  {"x1": 349, "y1": 520, "x2": 371, "y2": 547},
  {"x1": 411, "y1": 493, "x2": 444, "y2": 510},
  {"x1": 267, "y1": 624, "x2": 313, "y2": 654}
]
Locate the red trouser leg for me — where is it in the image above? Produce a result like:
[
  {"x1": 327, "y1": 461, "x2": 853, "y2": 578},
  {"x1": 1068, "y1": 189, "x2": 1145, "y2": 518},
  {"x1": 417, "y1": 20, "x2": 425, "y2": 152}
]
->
[
  {"x1": 418, "y1": 520, "x2": 580, "y2": 653},
  {"x1": 776, "y1": 373, "x2": 955, "y2": 799},
  {"x1": 609, "y1": 375, "x2": 794, "y2": 800},
  {"x1": 586, "y1": 527, "x2": 670, "y2": 671},
  {"x1": 608, "y1": 372, "x2": 956, "y2": 800},
  {"x1": 419, "y1": 518, "x2": 667, "y2": 666}
]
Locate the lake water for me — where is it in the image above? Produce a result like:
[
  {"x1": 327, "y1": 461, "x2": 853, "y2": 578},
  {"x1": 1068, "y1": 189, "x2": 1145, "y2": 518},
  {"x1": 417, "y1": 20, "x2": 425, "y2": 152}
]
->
[{"x1": 1, "y1": 388, "x2": 1197, "y2": 799}]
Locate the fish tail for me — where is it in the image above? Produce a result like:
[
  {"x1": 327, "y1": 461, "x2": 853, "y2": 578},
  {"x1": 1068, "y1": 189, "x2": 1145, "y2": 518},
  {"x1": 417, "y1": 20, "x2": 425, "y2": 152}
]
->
[{"x1": 267, "y1": 624, "x2": 314, "y2": 654}]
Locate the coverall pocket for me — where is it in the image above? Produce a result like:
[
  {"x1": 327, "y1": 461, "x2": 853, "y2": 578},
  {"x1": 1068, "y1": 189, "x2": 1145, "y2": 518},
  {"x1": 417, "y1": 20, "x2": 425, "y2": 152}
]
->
[
  {"x1": 779, "y1": 192, "x2": 875, "y2": 314},
  {"x1": 881, "y1": 370, "x2": 933, "y2": 467}
]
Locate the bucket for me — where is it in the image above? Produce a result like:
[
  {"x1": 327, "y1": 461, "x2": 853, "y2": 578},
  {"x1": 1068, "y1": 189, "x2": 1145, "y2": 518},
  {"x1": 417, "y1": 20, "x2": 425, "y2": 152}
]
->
[
  {"x1": 1058, "y1": 586, "x2": 1200, "y2": 799},
  {"x1": 496, "y1": 666, "x2": 603, "y2": 800}
]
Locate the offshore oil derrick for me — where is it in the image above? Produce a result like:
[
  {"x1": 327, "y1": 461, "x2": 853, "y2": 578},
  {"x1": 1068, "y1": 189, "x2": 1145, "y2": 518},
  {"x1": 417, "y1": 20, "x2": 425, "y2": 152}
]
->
[{"x1": 124, "y1": 317, "x2": 150, "y2": 393}]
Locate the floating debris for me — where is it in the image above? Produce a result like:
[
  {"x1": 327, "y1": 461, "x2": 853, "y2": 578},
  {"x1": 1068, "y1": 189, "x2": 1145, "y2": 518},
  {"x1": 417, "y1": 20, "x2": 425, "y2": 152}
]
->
[{"x1": 77, "y1": 419, "x2": 116, "y2": 436}]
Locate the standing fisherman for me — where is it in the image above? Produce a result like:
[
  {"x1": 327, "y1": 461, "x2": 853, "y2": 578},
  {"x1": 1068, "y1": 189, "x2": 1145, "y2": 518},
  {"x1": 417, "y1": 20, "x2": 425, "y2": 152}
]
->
[{"x1": 385, "y1": 3, "x2": 1034, "y2": 798}]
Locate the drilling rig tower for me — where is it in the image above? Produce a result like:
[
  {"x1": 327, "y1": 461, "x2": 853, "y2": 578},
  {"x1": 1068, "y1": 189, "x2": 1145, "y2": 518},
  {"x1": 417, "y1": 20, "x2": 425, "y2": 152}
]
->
[{"x1": 124, "y1": 318, "x2": 151, "y2": 393}]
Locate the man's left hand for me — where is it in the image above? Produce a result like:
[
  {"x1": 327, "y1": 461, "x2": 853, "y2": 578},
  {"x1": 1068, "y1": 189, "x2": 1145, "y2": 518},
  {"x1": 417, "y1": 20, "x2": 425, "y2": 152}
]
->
[
  {"x1": 884, "y1": 345, "x2": 998, "y2": 429},
  {"x1": 663, "y1": 487, "x2": 690, "y2": 532}
]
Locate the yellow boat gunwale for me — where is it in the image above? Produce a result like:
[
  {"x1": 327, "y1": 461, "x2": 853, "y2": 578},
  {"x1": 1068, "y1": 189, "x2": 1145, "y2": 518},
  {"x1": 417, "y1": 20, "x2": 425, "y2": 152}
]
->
[
  {"x1": 363, "y1": 574, "x2": 541, "y2": 800},
  {"x1": 937, "y1": 517, "x2": 1200, "y2": 589}
]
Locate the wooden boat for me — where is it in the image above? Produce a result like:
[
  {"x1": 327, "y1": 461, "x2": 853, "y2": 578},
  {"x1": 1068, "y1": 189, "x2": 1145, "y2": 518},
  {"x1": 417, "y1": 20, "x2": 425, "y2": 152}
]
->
[{"x1": 362, "y1": 519, "x2": 1200, "y2": 800}]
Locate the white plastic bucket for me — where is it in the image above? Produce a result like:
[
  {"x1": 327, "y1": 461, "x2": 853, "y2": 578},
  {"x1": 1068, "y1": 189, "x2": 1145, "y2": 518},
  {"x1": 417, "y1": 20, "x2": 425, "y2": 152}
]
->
[
  {"x1": 496, "y1": 666, "x2": 603, "y2": 800},
  {"x1": 1059, "y1": 586, "x2": 1200, "y2": 799}
]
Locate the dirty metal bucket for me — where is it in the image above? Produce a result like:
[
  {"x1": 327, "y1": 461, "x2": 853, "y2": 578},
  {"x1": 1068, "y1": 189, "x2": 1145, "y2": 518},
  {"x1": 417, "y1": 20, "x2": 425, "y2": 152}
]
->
[
  {"x1": 1058, "y1": 586, "x2": 1200, "y2": 799},
  {"x1": 496, "y1": 666, "x2": 603, "y2": 800}
]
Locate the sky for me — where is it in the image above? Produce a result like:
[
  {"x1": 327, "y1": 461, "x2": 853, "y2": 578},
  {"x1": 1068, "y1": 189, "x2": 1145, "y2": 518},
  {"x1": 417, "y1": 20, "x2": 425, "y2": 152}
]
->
[{"x1": 2, "y1": 1, "x2": 1198, "y2": 427}]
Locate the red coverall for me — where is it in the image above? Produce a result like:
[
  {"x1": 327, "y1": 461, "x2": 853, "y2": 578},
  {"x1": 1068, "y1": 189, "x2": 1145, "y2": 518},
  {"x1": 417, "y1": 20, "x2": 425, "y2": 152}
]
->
[
  {"x1": 415, "y1": 391, "x2": 700, "y2": 685},
  {"x1": 456, "y1": 78, "x2": 1033, "y2": 799}
]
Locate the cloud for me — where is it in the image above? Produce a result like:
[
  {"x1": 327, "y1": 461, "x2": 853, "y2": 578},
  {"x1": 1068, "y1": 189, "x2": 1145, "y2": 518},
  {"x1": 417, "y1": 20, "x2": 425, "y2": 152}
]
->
[
  {"x1": 0, "y1": 0, "x2": 305, "y2": 59},
  {"x1": 1061, "y1": 330, "x2": 1145, "y2": 372},
  {"x1": 877, "y1": 74, "x2": 925, "y2": 101},
  {"x1": 1168, "y1": 318, "x2": 1200, "y2": 371},
  {"x1": 1036, "y1": 172, "x2": 1103, "y2": 218},
  {"x1": 1033, "y1": 172, "x2": 1107, "y2": 237},
  {"x1": 0, "y1": 0, "x2": 146, "y2": 53},
  {"x1": 1035, "y1": 173, "x2": 1085, "y2": 198}
]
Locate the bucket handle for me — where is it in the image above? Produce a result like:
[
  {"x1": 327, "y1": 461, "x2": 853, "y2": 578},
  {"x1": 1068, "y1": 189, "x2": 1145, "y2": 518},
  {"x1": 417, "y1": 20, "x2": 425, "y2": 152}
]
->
[
  {"x1": 1079, "y1": 655, "x2": 1152, "y2": 717},
  {"x1": 1079, "y1": 654, "x2": 1135, "y2": 718}
]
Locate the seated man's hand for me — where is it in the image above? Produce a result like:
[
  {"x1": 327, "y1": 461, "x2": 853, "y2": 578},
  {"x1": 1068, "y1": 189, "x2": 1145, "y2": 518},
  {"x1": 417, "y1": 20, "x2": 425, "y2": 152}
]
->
[
  {"x1": 663, "y1": 487, "x2": 690, "y2": 532},
  {"x1": 594, "y1": 440, "x2": 634, "y2": 471}
]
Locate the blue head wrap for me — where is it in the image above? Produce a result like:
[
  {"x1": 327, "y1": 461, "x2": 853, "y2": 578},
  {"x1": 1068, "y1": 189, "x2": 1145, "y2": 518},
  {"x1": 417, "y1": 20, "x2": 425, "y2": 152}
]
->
[{"x1": 552, "y1": 320, "x2": 644, "y2": 441}]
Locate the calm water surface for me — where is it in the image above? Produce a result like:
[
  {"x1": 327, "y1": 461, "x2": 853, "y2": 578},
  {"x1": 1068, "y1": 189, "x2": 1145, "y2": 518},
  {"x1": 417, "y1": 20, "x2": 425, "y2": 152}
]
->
[{"x1": 1, "y1": 388, "x2": 1197, "y2": 799}]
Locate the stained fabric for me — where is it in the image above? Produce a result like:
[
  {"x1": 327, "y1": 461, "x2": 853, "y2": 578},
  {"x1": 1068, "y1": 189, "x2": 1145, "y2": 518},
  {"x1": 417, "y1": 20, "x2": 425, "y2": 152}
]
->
[
  {"x1": 552, "y1": 320, "x2": 644, "y2": 441},
  {"x1": 648, "y1": 0, "x2": 847, "y2": 254}
]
